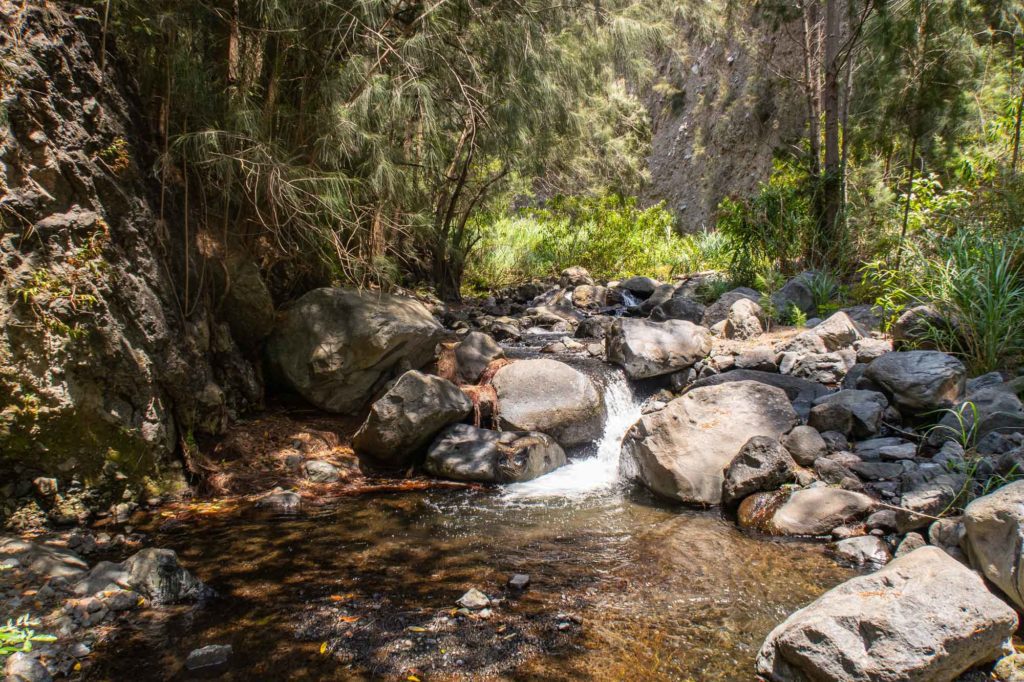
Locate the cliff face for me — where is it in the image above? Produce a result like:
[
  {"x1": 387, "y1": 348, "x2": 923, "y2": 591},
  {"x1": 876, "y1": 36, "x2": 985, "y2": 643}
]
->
[
  {"x1": 644, "y1": 6, "x2": 806, "y2": 231},
  {"x1": 0, "y1": 2, "x2": 262, "y2": 522}
]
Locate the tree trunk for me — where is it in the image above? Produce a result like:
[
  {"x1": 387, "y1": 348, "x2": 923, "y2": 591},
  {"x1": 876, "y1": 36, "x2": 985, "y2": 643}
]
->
[
  {"x1": 1012, "y1": 44, "x2": 1024, "y2": 175},
  {"x1": 821, "y1": 0, "x2": 843, "y2": 257},
  {"x1": 227, "y1": 0, "x2": 241, "y2": 89},
  {"x1": 895, "y1": 134, "x2": 919, "y2": 270}
]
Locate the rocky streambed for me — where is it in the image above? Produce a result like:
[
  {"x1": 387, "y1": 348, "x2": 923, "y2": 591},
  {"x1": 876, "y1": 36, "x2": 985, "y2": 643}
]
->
[{"x1": 6, "y1": 267, "x2": 1024, "y2": 681}]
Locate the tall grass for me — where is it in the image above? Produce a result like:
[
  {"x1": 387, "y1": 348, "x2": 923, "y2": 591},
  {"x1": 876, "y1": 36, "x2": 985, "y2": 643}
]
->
[
  {"x1": 866, "y1": 227, "x2": 1024, "y2": 373},
  {"x1": 464, "y1": 195, "x2": 732, "y2": 291}
]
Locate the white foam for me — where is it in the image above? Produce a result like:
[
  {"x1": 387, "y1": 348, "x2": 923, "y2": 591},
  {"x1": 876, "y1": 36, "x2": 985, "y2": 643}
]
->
[{"x1": 502, "y1": 372, "x2": 641, "y2": 500}]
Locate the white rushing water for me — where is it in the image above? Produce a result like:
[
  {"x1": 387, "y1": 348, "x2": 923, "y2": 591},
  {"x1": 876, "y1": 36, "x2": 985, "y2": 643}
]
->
[{"x1": 502, "y1": 371, "x2": 642, "y2": 500}]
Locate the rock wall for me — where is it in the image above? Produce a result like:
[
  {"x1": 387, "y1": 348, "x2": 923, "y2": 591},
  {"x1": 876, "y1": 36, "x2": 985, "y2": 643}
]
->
[
  {"x1": 0, "y1": 2, "x2": 262, "y2": 517},
  {"x1": 643, "y1": 5, "x2": 805, "y2": 230}
]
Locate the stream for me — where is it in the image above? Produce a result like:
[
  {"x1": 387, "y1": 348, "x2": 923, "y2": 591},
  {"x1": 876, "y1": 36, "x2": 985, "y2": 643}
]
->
[{"x1": 85, "y1": 342, "x2": 854, "y2": 681}]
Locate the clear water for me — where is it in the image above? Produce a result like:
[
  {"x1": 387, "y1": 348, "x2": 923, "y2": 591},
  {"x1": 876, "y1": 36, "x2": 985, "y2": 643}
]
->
[{"x1": 83, "y1": 351, "x2": 853, "y2": 681}]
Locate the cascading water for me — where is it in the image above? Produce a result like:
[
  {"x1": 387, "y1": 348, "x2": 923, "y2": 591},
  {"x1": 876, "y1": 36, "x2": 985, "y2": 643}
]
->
[{"x1": 502, "y1": 369, "x2": 642, "y2": 500}]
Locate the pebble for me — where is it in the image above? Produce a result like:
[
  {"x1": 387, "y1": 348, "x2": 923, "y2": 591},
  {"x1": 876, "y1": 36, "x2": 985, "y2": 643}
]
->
[
  {"x1": 507, "y1": 574, "x2": 530, "y2": 590},
  {"x1": 456, "y1": 588, "x2": 490, "y2": 610},
  {"x1": 185, "y1": 644, "x2": 233, "y2": 671}
]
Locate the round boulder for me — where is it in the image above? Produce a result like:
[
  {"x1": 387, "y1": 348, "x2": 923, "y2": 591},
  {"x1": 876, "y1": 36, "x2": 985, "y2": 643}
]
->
[
  {"x1": 491, "y1": 359, "x2": 605, "y2": 447},
  {"x1": 605, "y1": 318, "x2": 712, "y2": 379},
  {"x1": 864, "y1": 350, "x2": 966, "y2": 413},
  {"x1": 424, "y1": 423, "x2": 567, "y2": 483}
]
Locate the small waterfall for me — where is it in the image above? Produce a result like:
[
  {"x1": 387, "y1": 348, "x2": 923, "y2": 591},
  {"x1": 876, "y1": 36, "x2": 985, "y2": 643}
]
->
[
  {"x1": 502, "y1": 370, "x2": 642, "y2": 500},
  {"x1": 619, "y1": 289, "x2": 641, "y2": 309}
]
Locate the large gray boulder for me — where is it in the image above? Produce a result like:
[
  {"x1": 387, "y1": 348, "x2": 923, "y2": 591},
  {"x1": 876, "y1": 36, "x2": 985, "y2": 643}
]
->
[
  {"x1": 701, "y1": 287, "x2": 761, "y2": 327},
  {"x1": 620, "y1": 381, "x2": 799, "y2": 504},
  {"x1": 963, "y1": 481, "x2": 1024, "y2": 611},
  {"x1": 454, "y1": 332, "x2": 504, "y2": 384},
  {"x1": 559, "y1": 266, "x2": 594, "y2": 287},
  {"x1": 723, "y1": 298, "x2": 764, "y2": 340},
  {"x1": 778, "y1": 350, "x2": 852, "y2": 385},
  {"x1": 926, "y1": 381, "x2": 1024, "y2": 448},
  {"x1": 650, "y1": 292, "x2": 706, "y2": 324},
  {"x1": 864, "y1": 350, "x2": 966, "y2": 414},
  {"x1": 605, "y1": 318, "x2": 711, "y2": 379},
  {"x1": 721, "y1": 436, "x2": 797, "y2": 507},
  {"x1": 266, "y1": 288, "x2": 444, "y2": 413},
  {"x1": 782, "y1": 426, "x2": 828, "y2": 467},
  {"x1": 686, "y1": 370, "x2": 829, "y2": 422},
  {"x1": 123, "y1": 548, "x2": 205, "y2": 604},
  {"x1": 618, "y1": 276, "x2": 659, "y2": 298},
  {"x1": 491, "y1": 359, "x2": 605, "y2": 446},
  {"x1": 424, "y1": 424, "x2": 566, "y2": 483},
  {"x1": 809, "y1": 311, "x2": 866, "y2": 351},
  {"x1": 756, "y1": 546, "x2": 1017, "y2": 682},
  {"x1": 352, "y1": 371, "x2": 472, "y2": 466},
  {"x1": 809, "y1": 390, "x2": 888, "y2": 439}
]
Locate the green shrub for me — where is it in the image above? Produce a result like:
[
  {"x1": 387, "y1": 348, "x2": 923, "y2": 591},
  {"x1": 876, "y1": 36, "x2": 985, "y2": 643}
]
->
[
  {"x1": 1, "y1": 615, "x2": 56, "y2": 657},
  {"x1": 862, "y1": 227, "x2": 1024, "y2": 373}
]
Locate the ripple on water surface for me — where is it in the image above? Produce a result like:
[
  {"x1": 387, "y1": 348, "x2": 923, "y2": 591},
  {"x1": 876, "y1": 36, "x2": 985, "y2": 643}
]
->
[{"x1": 85, "y1": 488, "x2": 852, "y2": 681}]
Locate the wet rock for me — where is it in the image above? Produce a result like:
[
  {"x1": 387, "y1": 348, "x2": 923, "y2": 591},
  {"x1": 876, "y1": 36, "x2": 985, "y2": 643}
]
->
[
  {"x1": 722, "y1": 298, "x2": 763, "y2": 340},
  {"x1": 4, "y1": 652, "x2": 52, "y2": 682},
  {"x1": 605, "y1": 318, "x2": 712, "y2": 379},
  {"x1": 425, "y1": 423, "x2": 566, "y2": 483},
  {"x1": 810, "y1": 390, "x2": 888, "y2": 439},
  {"x1": 123, "y1": 548, "x2": 205, "y2": 604},
  {"x1": 559, "y1": 266, "x2": 594, "y2": 287},
  {"x1": 456, "y1": 588, "x2": 490, "y2": 610},
  {"x1": 767, "y1": 487, "x2": 876, "y2": 536},
  {"x1": 617, "y1": 276, "x2": 659, "y2": 298},
  {"x1": 833, "y1": 535, "x2": 891, "y2": 566},
  {"x1": 303, "y1": 460, "x2": 340, "y2": 483},
  {"x1": 454, "y1": 332, "x2": 504, "y2": 384},
  {"x1": 266, "y1": 288, "x2": 445, "y2": 413},
  {"x1": 492, "y1": 359, "x2": 604, "y2": 446},
  {"x1": 255, "y1": 488, "x2": 301, "y2": 513},
  {"x1": 353, "y1": 371, "x2": 473, "y2": 466},
  {"x1": 721, "y1": 437, "x2": 797, "y2": 507},
  {"x1": 963, "y1": 481, "x2": 1024, "y2": 611},
  {"x1": 620, "y1": 381, "x2": 799, "y2": 504},
  {"x1": 864, "y1": 350, "x2": 966, "y2": 414},
  {"x1": 185, "y1": 644, "x2": 233, "y2": 671},
  {"x1": 488, "y1": 321, "x2": 522, "y2": 342},
  {"x1": 756, "y1": 546, "x2": 1018, "y2": 682},
  {"x1": 781, "y1": 426, "x2": 828, "y2": 467},
  {"x1": 701, "y1": 287, "x2": 761, "y2": 327},
  {"x1": 638, "y1": 283, "x2": 677, "y2": 314}
]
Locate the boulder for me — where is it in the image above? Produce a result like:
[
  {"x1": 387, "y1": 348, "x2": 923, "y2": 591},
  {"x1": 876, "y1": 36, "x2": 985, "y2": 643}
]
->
[
  {"x1": 266, "y1": 288, "x2": 445, "y2": 413},
  {"x1": 809, "y1": 311, "x2": 866, "y2": 351},
  {"x1": 650, "y1": 293, "x2": 706, "y2": 324},
  {"x1": 894, "y1": 532, "x2": 927, "y2": 558},
  {"x1": 559, "y1": 266, "x2": 594, "y2": 287},
  {"x1": 620, "y1": 381, "x2": 799, "y2": 504},
  {"x1": 767, "y1": 487, "x2": 876, "y2": 536},
  {"x1": 721, "y1": 436, "x2": 797, "y2": 506},
  {"x1": 491, "y1": 359, "x2": 604, "y2": 446},
  {"x1": 605, "y1": 318, "x2": 711, "y2": 379},
  {"x1": 123, "y1": 548, "x2": 205, "y2": 604},
  {"x1": 833, "y1": 535, "x2": 892, "y2": 566},
  {"x1": 424, "y1": 423, "x2": 566, "y2": 483},
  {"x1": 782, "y1": 426, "x2": 828, "y2": 467},
  {"x1": 892, "y1": 304, "x2": 947, "y2": 349},
  {"x1": 926, "y1": 382, "x2": 1024, "y2": 449},
  {"x1": 723, "y1": 298, "x2": 764, "y2": 340},
  {"x1": 701, "y1": 287, "x2": 761, "y2": 327},
  {"x1": 574, "y1": 315, "x2": 616, "y2": 339},
  {"x1": 896, "y1": 470, "x2": 967, "y2": 532},
  {"x1": 853, "y1": 337, "x2": 892, "y2": 363},
  {"x1": 353, "y1": 371, "x2": 473, "y2": 466},
  {"x1": 809, "y1": 390, "x2": 888, "y2": 439},
  {"x1": 756, "y1": 546, "x2": 1018, "y2": 682},
  {"x1": 255, "y1": 488, "x2": 301, "y2": 513},
  {"x1": 618, "y1": 276, "x2": 659, "y2": 298},
  {"x1": 686, "y1": 369, "x2": 829, "y2": 422},
  {"x1": 963, "y1": 481, "x2": 1024, "y2": 611},
  {"x1": 638, "y1": 283, "x2": 678, "y2": 314},
  {"x1": 186, "y1": 645, "x2": 233, "y2": 671},
  {"x1": 4, "y1": 653, "x2": 52, "y2": 682},
  {"x1": 454, "y1": 332, "x2": 504, "y2": 384},
  {"x1": 571, "y1": 285, "x2": 607, "y2": 309},
  {"x1": 865, "y1": 350, "x2": 966, "y2": 414},
  {"x1": 221, "y1": 250, "x2": 275, "y2": 350},
  {"x1": 778, "y1": 351, "x2": 852, "y2": 385},
  {"x1": 770, "y1": 272, "x2": 818, "y2": 317}
]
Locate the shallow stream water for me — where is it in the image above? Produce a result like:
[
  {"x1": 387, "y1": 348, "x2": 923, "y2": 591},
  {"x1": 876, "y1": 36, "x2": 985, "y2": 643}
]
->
[{"x1": 86, "y1": 347, "x2": 853, "y2": 681}]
